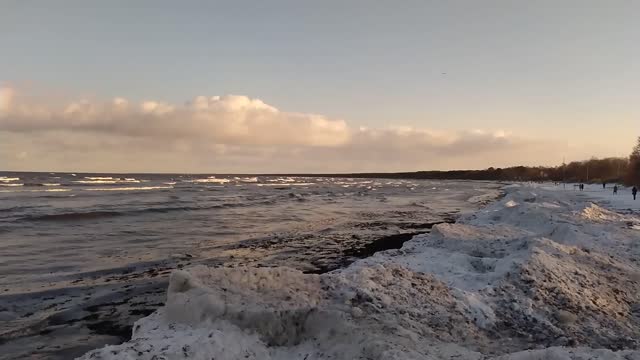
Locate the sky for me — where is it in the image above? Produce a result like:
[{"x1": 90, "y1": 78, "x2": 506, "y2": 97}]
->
[{"x1": 1, "y1": 0, "x2": 638, "y2": 173}]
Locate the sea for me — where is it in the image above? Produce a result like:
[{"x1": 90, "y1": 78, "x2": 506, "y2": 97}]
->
[{"x1": 0, "y1": 172, "x2": 502, "y2": 359}]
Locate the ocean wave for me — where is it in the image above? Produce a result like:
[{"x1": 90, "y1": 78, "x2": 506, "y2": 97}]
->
[
  {"x1": 22, "y1": 183, "x2": 47, "y2": 186},
  {"x1": 84, "y1": 176, "x2": 115, "y2": 180},
  {"x1": 74, "y1": 179, "x2": 141, "y2": 184},
  {"x1": 185, "y1": 177, "x2": 231, "y2": 184},
  {"x1": 0, "y1": 188, "x2": 71, "y2": 193},
  {"x1": 0, "y1": 205, "x2": 49, "y2": 212},
  {"x1": 0, "y1": 177, "x2": 20, "y2": 182},
  {"x1": 0, "y1": 183, "x2": 24, "y2": 187},
  {"x1": 257, "y1": 182, "x2": 315, "y2": 187},
  {"x1": 83, "y1": 186, "x2": 173, "y2": 191},
  {"x1": 74, "y1": 180, "x2": 120, "y2": 184},
  {"x1": 234, "y1": 177, "x2": 259, "y2": 183},
  {"x1": 20, "y1": 199, "x2": 273, "y2": 222},
  {"x1": 22, "y1": 210, "x2": 125, "y2": 221}
]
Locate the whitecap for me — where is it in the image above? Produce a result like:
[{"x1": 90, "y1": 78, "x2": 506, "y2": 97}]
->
[
  {"x1": 84, "y1": 186, "x2": 174, "y2": 191},
  {"x1": 74, "y1": 180, "x2": 119, "y2": 184},
  {"x1": 239, "y1": 177, "x2": 258, "y2": 183},
  {"x1": 84, "y1": 176, "x2": 114, "y2": 180},
  {"x1": 187, "y1": 177, "x2": 231, "y2": 184}
]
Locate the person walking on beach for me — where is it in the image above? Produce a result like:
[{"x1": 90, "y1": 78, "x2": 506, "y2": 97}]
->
[
  {"x1": 603, "y1": 182, "x2": 606, "y2": 189},
  {"x1": 633, "y1": 186, "x2": 638, "y2": 200},
  {"x1": 613, "y1": 185, "x2": 618, "y2": 195}
]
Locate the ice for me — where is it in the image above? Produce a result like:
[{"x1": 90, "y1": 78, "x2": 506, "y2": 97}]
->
[
  {"x1": 467, "y1": 189, "x2": 503, "y2": 204},
  {"x1": 79, "y1": 185, "x2": 640, "y2": 359},
  {"x1": 580, "y1": 203, "x2": 633, "y2": 223},
  {"x1": 504, "y1": 200, "x2": 519, "y2": 207}
]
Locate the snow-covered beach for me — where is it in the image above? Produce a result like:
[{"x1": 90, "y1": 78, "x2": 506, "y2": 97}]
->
[{"x1": 79, "y1": 184, "x2": 640, "y2": 360}]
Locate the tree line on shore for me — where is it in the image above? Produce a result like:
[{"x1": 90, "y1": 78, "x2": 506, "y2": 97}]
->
[{"x1": 307, "y1": 137, "x2": 640, "y2": 185}]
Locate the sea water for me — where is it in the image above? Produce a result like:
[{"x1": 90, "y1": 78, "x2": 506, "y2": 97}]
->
[{"x1": 0, "y1": 172, "x2": 500, "y2": 359}]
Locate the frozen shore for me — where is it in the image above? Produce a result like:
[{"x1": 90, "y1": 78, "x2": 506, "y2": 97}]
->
[{"x1": 79, "y1": 184, "x2": 640, "y2": 359}]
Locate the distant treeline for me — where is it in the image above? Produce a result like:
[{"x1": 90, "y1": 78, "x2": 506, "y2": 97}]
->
[
  {"x1": 281, "y1": 157, "x2": 630, "y2": 184},
  {"x1": 293, "y1": 138, "x2": 640, "y2": 185}
]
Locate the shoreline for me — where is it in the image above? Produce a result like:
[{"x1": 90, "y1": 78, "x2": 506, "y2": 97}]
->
[
  {"x1": 79, "y1": 184, "x2": 640, "y2": 359},
  {"x1": 0, "y1": 181, "x2": 502, "y2": 360}
]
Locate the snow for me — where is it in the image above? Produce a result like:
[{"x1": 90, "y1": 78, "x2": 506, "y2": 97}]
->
[
  {"x1": 467, "y1": 189, "x2": 503, "y2": 205},
  {"x1": 540, "y1": 183, "x2": 640, "y2": 212},
  {"x1": 78, "y1": 184, "x2": 640, "y2": 360}
]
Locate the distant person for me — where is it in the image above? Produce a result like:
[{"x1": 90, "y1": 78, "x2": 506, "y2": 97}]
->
[
  {"x1": 633, "y1": 186, "x2": 638, "y2": 200},
  {"x1": 580, "y1": 184, "x2": 584, "y2": 191},
  {"x1": 603, "y1": 182, "x2": 606, "y2": 189},
  {"x1": 613, "y1": 185, "x2": 618, "y2": 195}
]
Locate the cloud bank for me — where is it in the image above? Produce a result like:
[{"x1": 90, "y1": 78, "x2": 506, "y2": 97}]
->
[{"x1": 0, "y1": 86, "x2": 565, "y2": 173}]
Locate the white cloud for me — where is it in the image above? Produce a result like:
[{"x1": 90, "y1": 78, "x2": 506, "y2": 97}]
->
[
  {"x1": 0, "y1": 88, "x2": 351, "y2": 147},
  {"x1": 0, "y1": 86, "x2": 566, "y2": 172},
  {"x1": 0, "y1": 87, "x2": 14, "y2": 113}
]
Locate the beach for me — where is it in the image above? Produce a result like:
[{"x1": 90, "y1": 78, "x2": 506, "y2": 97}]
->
[
  {"x1": 75, "y1": 183, "x2": 640, "y2": 359},
  {"x1": 4, "y1": 2, "x2": 639, "y2": 358}
]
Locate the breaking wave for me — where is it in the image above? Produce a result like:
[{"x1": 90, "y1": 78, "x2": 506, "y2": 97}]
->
[
  {"x1": 22, "y1": 211, "x2": 125, "y2": 222},
  {"x1": 184, "y1": 177, "x2": 232, "y2": 184},
  {"x1": 0, "y1": 176, "x2": 20, "y2": 182},
  {"x1": 83, "y1": 186, "x2": 173, "y2": 191},
  {"x1": 19, "y1": 200, "x2": 279, "y2": 222}
]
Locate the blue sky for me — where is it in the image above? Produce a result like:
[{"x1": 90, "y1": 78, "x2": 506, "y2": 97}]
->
[{"x1": 1, "y1": 1, "x2": 638, "y2": 172}]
